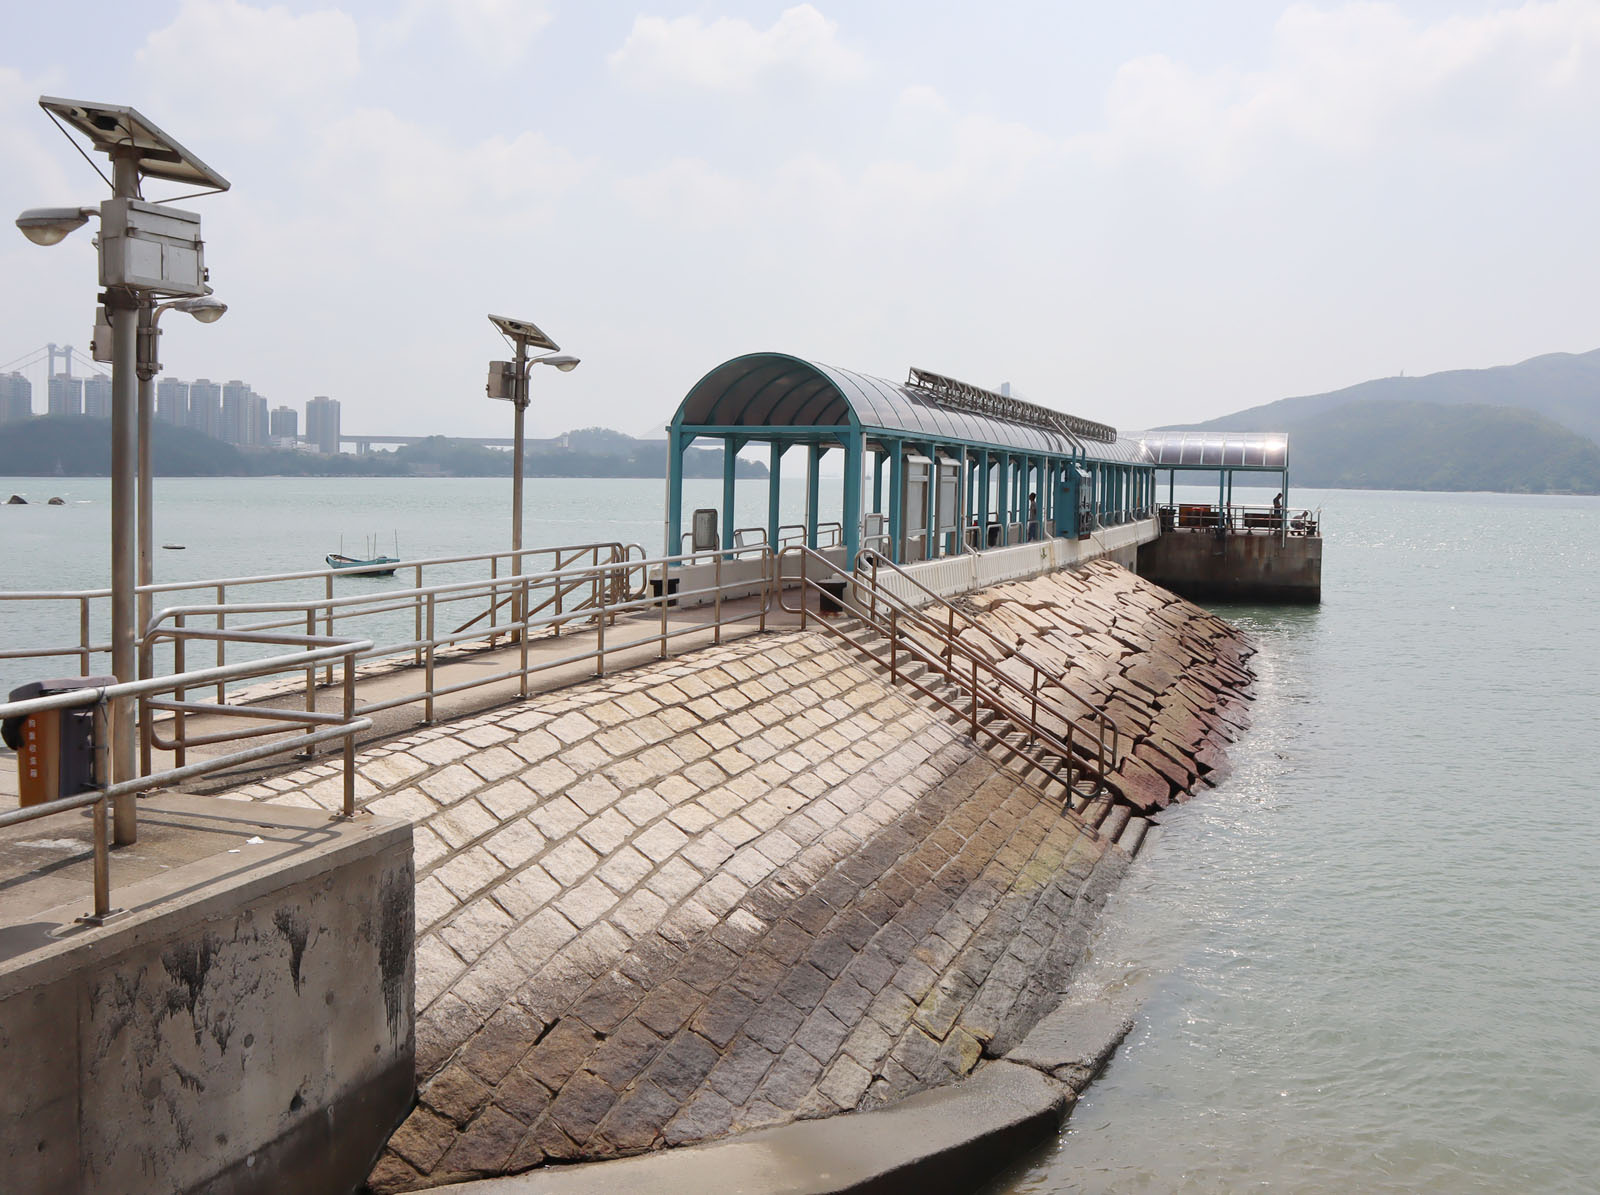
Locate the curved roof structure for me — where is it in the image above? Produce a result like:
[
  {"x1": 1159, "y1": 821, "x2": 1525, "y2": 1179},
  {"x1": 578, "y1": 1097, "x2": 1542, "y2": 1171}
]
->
[
  {"x1": 674, "y1": 353, "x2": 1091, "y2": 457},
  {"x1": 1137, "y1": 431, "x2": 1288, "y2": 470}
]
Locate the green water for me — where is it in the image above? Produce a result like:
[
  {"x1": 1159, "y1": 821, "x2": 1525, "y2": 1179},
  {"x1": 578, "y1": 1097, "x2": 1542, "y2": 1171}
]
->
[{"x1": 987, "y1": 488, "x2": 1600, "y2": 1193}]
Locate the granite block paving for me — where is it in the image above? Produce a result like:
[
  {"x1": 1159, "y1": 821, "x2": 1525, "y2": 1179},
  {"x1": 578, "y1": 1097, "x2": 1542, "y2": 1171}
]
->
[{"x1": 229, "y1": 561, "x2": 1254, "y2": 1192}]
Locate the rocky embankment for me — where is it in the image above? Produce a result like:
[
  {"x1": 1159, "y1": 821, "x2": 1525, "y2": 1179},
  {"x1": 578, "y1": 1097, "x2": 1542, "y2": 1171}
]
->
[
  {"x1": 961, "y1": 558, "x2": 1255, "y2": 810},
  {"x1": 236, "y1": 561, "x2": 1252, "y2": 1191}
]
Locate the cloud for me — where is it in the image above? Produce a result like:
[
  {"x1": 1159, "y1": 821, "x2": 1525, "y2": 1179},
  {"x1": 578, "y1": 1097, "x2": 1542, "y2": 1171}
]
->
[
  {"x1": 1087, "y1": 0, "x2": 1600, "y2": 181},
  {"x1": 135, "y1": 0, "x2": 361, "y2": 141},
  {"x1": 609, "y1": 3, "x2": 867, "y2": 91},
  {"x1": 381, "y1": 0, "x2": 554, "y2": 70}
]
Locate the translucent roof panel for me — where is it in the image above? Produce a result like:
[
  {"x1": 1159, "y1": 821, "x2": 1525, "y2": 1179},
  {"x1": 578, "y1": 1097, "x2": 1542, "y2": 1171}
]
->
[
  {"x1": 1137, "y1": 431, "x2": 1289, "y2": 470},
  {"x1": 675, "y1": 353, "x2": 1083, "y2": 457},
  {"x1": 1081, "y1": 436, "x2": 1155, "y2": 465}
]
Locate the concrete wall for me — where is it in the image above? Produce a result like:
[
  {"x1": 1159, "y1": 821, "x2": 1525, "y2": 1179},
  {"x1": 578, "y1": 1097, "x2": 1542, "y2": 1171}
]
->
[
  {"x1": 1, "y1": 799, "x2": 415, "y2": 1195},
  {"x1": 1137, "y1": 530, "x2": 1321, "y2": 603}
]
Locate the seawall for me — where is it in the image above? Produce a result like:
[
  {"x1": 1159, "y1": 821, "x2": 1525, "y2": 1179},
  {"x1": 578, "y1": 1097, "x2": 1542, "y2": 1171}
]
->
[{"x1": 216, "y1": 559, "x2": 1254, "y2": 1190}]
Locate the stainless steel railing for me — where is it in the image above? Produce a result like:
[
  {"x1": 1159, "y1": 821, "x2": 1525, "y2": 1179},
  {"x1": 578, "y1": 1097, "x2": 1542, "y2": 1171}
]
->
[{"x1": 0, "y1": 637, "x2": 372, "y2": 923}]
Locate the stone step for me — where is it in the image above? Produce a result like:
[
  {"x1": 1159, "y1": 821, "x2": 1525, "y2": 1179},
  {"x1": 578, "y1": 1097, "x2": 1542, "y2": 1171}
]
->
[
  {"x1": 1098, "y1": 803, "x2": 1132, "y2": 844},
  {"x1": 1117, "y1": 815, "x2": 1151, "y2": 858}
]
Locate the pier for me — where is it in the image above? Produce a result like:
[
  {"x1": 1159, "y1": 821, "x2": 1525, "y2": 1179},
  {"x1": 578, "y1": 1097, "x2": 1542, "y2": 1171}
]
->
[{"x1": 3, "y1": 355, "x2": 1271, "y2": 1194}]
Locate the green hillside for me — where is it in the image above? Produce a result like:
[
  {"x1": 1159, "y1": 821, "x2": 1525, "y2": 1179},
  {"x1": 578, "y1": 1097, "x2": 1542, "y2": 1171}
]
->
[
  {"x1": 1268, "y1": 400, "x2": 1600, "y2": 493},
  {"x1": 1195, "y1": 347, "x2": 1600, "y2": 444}
]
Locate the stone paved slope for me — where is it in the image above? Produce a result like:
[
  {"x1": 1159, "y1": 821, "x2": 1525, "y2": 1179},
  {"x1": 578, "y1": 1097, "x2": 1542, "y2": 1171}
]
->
[{"x1": 223, "y1": 561, "x2": 1253, "y2": 1191}]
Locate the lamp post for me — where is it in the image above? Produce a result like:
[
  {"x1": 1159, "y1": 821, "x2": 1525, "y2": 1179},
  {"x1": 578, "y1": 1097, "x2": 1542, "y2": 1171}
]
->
[
  {"x1": 486, "y1": 315, "x2": 579, "y2": 634},
  {"x1": 15, "y1": 98, "x2": 228, "y2": 845},
  {"x1": 135, "y1": 296, "x2": 226, "y2": 774}
]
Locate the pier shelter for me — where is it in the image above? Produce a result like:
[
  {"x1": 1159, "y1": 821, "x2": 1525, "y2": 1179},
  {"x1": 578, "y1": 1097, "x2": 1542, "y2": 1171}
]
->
[
  {"x1": 665, "y1": 353, "x2": 1157, "y2": 580},
  {"x1": 1134, "y1": 430, "x2": 1323, "y2": 602}
]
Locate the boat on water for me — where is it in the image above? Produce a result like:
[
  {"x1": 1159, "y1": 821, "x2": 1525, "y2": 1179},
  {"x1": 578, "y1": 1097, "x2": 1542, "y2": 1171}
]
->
[
  {"x1": 328, "y1": 532, "x2": 401, "y2": 575},
  {"x1": 326, "y1": 553, "x2": 399, "y2": 575}
]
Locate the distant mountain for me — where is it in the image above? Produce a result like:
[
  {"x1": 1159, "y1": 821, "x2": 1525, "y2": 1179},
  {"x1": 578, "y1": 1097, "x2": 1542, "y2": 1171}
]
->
[
  {"x1": 0, "y1": 417, "x2": 765, "y2": 480},
  {"x1": 1166, "y1": 348, "x2": 1600, "y2": 493},
  {"x1": 1275, "y1": 399, "x2": 1600, "y2": 493},
  {"x1": 1190, "y1": 347, "x2": 1600, "y2": 444}
]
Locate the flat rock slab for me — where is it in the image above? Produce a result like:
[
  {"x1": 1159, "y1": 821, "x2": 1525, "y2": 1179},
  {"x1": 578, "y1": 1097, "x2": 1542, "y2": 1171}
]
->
[
  {"x1": 1004, "y1": 992, "x2": 1138, "y2": 1090},
  {"x1": 428, "y1": 1060, "x2": 1070, "y2": 1195}
]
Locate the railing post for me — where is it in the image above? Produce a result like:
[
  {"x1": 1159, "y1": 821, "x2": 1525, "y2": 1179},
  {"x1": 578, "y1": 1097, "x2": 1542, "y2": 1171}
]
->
[
  {"x1": 173, "y1": 614, "x2": 187, "y2": 769},
  {"x1": 323, "y1": 574, "x2": 334, "y2": 687},
  {"x1": 659, "y1": 564, "x2": 670, "y2": 659},
  {"x1": 301, "y1": 609, "x2": 318, "y2": 757},
  {"x1": 759, "y1": 547, "x2": 769, "y2": 632},
  {"x1": 714, "y1": 552, "x2": 723, "y2": 646},
  {"x1": 89, "y1": 698, "x2": 113, "y2": 922},
  {"x1": 970, "y1": 656, "x2": 978, "y2": 734},
  {"x1": 214, "y1": 584, "x2": 226, "y2": 704},
  {"x1": 519, "y1": 577, "x2": 530, "y2": 698},
  {"x1": 424, "y1": 593, "x2": 436, "y2": 724},
  {"x1": 596, "y1": 569, "x2": 608, "y2": 677},
  {"x1": 489, "y1": 554, "x2": 499, "y2": 648},
  {"x1": 889, "y1": 609, "x2": 898, "y2": 684},
  {"x1": 79, "y1": 596, "x2": 91, "y2": 676},
  {"x1": 341, "y1": 650, "x2": 357, "y2": 818},
  {"x1": 800, "y1": 550, "x2": 809, "y2": 632},
  {"x1": 413, "y1": 564, "x2": 424, "y2": 666}
]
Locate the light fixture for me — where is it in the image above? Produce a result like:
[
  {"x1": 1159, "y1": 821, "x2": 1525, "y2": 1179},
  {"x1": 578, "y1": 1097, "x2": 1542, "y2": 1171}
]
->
[
  {"x1": 170, "y1": 295, "x2": 227, "y2": 324},
  {"x1": 15, "y1": 206, "x2": 95, "y2": 246},
  {"x1": 537, "y1": 354, "x2": 580, "y2": 373}
]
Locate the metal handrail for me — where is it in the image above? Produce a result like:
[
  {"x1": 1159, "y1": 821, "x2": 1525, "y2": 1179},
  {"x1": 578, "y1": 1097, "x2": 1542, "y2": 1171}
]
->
[
  {"x1": 854, "y1": 546, "x2": 1121, "y2": 744},
  {"x1": 0, "y1": 638, "x2": 372, "y2": 924},
  {"x1": 139, "y1": 543, "x2": 774, "y2": 757},
  {"x1": 776, "y1": 545, "x2": 1116, "y2": 800}
]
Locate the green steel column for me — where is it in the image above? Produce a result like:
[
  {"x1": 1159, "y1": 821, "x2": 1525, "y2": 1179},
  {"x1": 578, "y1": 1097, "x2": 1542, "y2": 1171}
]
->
[
  {"x1": 872, "y1": 449, "x2": 884, "y2": 513},
  {"x1": 926, "y1": 442, "x2": 939, "y2": 558},
  {"x1": 806, "y1": 442, "x2": 821, "y2": 549},
  {"x1": 722, "y1": 435, "x2": 739, "y2": 554},
  {"x1": 887, "y1": 440, "x2": 904, "y2": 563},
  {"x1": 978, "y1": 451, "x2": 991, "y2": 547},
  {"x1": 996, "y1": 453, "x2": 1009, "y2": 542},
  {"x1": 768, "y1": 441, "x2": 785, "y2": 550},
  {"x1": 666, "y1": 426, "x2": 684, "y2": 557},
  {"x1": 843, "y1": 432, "x2": 862, "y2": 567}
]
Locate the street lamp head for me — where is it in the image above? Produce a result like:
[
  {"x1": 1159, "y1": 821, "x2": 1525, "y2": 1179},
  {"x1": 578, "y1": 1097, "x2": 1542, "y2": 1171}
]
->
[
  {"x1": 537, "y1": 354, "x2": 581, "y2": 373},
  {"x1": 15, "y1": 206, "x2": 95, "y2": 246},
  {"x1": 172, "y1": 295, "x2": 227, "y2": 324}
]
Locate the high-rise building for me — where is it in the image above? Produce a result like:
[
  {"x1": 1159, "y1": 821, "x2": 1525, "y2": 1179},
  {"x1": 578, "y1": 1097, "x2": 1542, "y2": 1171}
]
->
[
  {"x1": 220, "y1": 379, "x2": 251, "y2": 445},
  {"x1": 48, "y1": 373, "x2": 83, "y2": 416},
  {"x1": 305, "y1": 395, "x2": 341, "y2": 455},
  {"x1": 249, "y1": 393, "x2": 269, "y2": 447},
  {"x1": 270, "y1": 405, "x2": 298, "y2": 440},
  {"x1": 0, "y1": 372, "x2": 32, "y2": 423},
  {"x1": 83, "y1": 374, "x2": 112, "y2": 419},
  {"x1": 156, "y1": 377, "x2": 189, "y2": 427},
  {"x1": 188, "y1": 378, "x2": 221, "y2": 439}
]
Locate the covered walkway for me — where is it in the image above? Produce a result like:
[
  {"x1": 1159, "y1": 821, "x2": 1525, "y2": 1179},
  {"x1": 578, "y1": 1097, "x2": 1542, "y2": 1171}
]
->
[{"x1": 666, "y1": 354, "x2": 1157, "y2": 567}]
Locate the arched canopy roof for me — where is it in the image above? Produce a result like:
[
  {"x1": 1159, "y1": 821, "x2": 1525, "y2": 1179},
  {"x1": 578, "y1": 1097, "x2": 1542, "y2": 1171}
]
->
[
  {"x1": 673, "y1": 353, "x2": 1094, "y2": 458},
  {"x1": 1138, "y1": 431, "x2": 1288, "y2": 470}
]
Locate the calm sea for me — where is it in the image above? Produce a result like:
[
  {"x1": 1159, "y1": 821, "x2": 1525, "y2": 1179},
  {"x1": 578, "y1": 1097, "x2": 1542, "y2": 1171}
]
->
[{"x1": 3, "y1": 478, "x2": 1597, "y2": 1190}]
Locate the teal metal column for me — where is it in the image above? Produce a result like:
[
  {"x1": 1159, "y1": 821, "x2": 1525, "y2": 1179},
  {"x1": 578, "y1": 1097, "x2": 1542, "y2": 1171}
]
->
[
  {"x1": 925, "y1": 442, "x2": 938, "y2": 558},
  {"x1": 996, "y1": 453, "x2": 1009, "y2": 543},
  {"x1": 842, "y1": 432, "x2": 862, "y2": 567},
  {"x1": 887, "y1": 440, "x2": 903, "y2": 563},
  {"x1": 872, "y1": 449, "x2": 884, "y2": 513},
  {"x1": 666, "y1": 427, "x2": 685, "y2": 557},
  {"x1": 722, "y1": 435, "x2": 739, "y2": 553},
  {"x1": 768, "y1": 441, "x2": 785, "y2": 550},
  {"x1": 806, "y1": 442, "x2": 821, "y2": 549},
  {"x1": 978, "y1": 451, "x2": 991, "y2": 547}
]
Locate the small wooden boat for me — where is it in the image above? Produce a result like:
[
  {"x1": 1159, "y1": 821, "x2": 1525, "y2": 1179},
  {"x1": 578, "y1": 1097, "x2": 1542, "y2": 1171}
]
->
[{"x1": 326, "y1": 553, "x2": 399, "y2": 575}]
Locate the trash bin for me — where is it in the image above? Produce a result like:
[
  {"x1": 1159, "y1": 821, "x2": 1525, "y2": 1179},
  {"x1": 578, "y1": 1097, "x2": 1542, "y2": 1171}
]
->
[
  {"x1": 3, "y1": 677, "x2": 114, "y2": 807},
  {"x1": 819, "y1": 579, "x2": 849, "y2": 616}
]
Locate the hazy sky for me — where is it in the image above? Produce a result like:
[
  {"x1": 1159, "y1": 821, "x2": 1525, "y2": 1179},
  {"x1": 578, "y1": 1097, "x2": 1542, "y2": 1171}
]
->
[{"x1": 3, "y1": 0, "x2": 1598, "y2": 440}]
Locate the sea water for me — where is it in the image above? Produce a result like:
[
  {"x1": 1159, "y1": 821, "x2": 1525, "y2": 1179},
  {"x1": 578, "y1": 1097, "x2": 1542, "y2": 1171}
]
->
[{"x1": 2, "y1": 479, "x2": 1597, "y2": 1190}]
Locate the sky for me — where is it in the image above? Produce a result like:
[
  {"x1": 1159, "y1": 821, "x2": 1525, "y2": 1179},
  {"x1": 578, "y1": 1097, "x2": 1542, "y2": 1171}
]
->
[{"x1": 3, "y1": 0, "x2": 1598, "y2": 441}]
